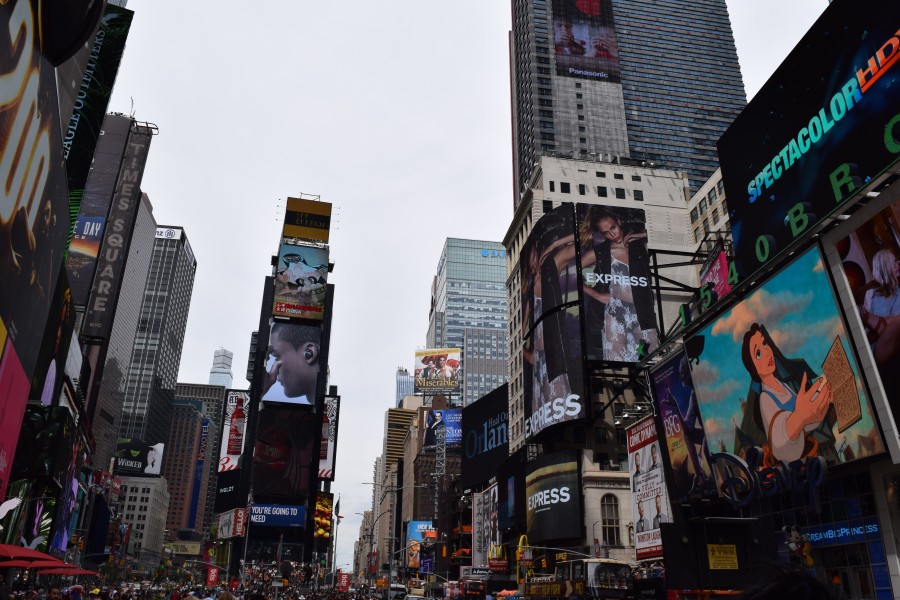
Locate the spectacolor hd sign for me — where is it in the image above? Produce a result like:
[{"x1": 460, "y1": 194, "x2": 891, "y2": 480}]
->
[{"x1": 718, "y1": 0, "x2": 900, "y2": 280}]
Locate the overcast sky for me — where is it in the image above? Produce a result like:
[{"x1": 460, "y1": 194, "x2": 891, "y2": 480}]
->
[{"x1": 105, "y1": 0, "x2": 829, "y2": 573}]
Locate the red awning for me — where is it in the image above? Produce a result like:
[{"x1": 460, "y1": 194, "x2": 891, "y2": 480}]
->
[
  {"x1": 37, "y1": 568, "x2": 100, "y2": 576},
  {"x1": 0, "y1": 544, "x2": 58, "y2": 561}
]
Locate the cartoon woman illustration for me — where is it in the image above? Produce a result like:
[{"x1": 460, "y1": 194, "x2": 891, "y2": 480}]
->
[{"x1": 741, "y1": 323, "x2": 835, "y2": 464}]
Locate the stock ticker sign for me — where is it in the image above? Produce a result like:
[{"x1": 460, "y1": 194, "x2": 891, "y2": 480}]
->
[{"x1": 720, "y1": 0, "x2": 900, "y2": 280}]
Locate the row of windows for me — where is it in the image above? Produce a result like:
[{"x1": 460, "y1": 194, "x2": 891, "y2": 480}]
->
[{"x1": 547, "y1": 181, "x2": 643, "y2": 202}]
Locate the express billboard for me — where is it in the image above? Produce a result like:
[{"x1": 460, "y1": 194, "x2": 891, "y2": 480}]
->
[
  {"x1": 575, "y1": 204, "x2": 658, "y2": 363},
  {"x1": 689, "y1": 248, "x2": 883, "y2": 506},
  {"x1": 422, "y1": 408, "x2": 462, "y2": 447},
  {"x1": 551, "y1": 0, "x2": 621, "y2": 82},
  {"x1": 832, "y1": 198, "x2": 900, "y2": 422},
  {"x1": 262, "y1": 321, "x2": 321, "y2": 404},
  {"x1": 114, "y1": 439, "x2": 165, "y2": 476},
  {"x1": 649, "y1": 350, "x2": 714, "y2": 502},
  {"x1": 525, "y1": 451, "x2": 581, "y2": 542},
  {"x1": 273, "y1": 242, "x2": 329, "y2": 321},
  {"x1": 0, "y1": 0, "x2": 72, "y2": 382},
  {"x1": 252, "y1": 407, "x2": 316, "y2": 502},
  {"x1": 413, "y1": 348, "x2": 461, "y2": 394},
  {"x1": 219, "y1": 391, "x2": 250, "y2": 473},
  {"x1": 627, "y1": 417, "x2": 670, "y2": 560},
  {"x1": 718, "y1": 0, "x2": 900, "y2": 280},
  {"x1": 283, "y1": 197, "x2": 332, "y2": 243},
  {"x1": 406, "y1": 521, "x2": 435, "y2": 570},
  {"x1": 461, "y1": 384, "x2": 509, "y2": 489}
]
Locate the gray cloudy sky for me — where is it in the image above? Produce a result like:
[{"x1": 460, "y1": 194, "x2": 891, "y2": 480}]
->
[{"x1": 106, "y1": 0, "x2": 828, "y2": 572}]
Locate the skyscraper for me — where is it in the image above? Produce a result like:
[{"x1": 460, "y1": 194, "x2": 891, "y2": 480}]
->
[
  {"x1": 395, "y1": 367, "x2": 414, "y2": 407},
  {"x1": 208, "y1": 348, "x2": 234, "y2": 388},
  {"x1": 162, "y1": 399, "x2": 208, "y2": 539},
  {"x1": 510, "y1": 0, "x2": 746, "y2": 204},
  {"x1": 426, "y1": 239, "x2": 508, "y2": 405},
  {"x1": 119, "y1": 227, "x2": 197, "y2": 446}
]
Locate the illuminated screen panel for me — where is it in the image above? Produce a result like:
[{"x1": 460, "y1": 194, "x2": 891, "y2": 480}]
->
[{"x1": 551, "y1": 0, "x2": 621, "y2": 82}]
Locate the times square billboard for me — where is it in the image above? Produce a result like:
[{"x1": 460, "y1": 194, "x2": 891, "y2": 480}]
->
[{"x1": 718, "y1": 0, "x2": 900, "y2": 281}]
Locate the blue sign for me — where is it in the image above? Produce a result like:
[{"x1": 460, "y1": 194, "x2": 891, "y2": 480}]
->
[
  {"x1": 805, "y1": 519, "x2": 879, "y2": 547},
  {"x1": 481, "y1": 249, "x2": 507, "y2": 258},
  {"x1": 249, "y1": 504, "x2": 306, "y2": 527}
]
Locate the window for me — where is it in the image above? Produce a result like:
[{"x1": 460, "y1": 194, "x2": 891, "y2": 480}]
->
[
  {"x1": 690, "y1": 207, "x2": 699, "y2": 223},
  {"x1": 577, "y1": 104, "x2": 584, "y2": 110},
  {"x1": 542, "y1": 200, "x2": 553, "y2": 213},
  {"x1": 597, "y1": 186, "x2": 607, "y2": 197},
  {"x1": 580, "y1": 137, "x2": 587, "y2": 144},
  {"x1": 549, "y1": 181, "x2": 555, "y2": 192},
  {"x1": 615, "y1": 188, "x2": 626, "y2": 200},
  {"x1": 707, "y1": 188, "x2": 718, "y2": 203},
  {"x1": 576, "y1": 93, "x2": 583, "y2": 99},
  {"x1": 699, "y1": 198, "x2": 708, "y2": 213},
  {"x1": 596, "y1": 171, "x2": 605, "y2": 178},
  {"x1": 579, "y1": 126, "x2": 586, "y2": 132},
  {"x1": 578, "y1": 115, "x2": 584, "y2": 121},
  {"x1": 613, "y1": 173, "x2": 624, "y2": 180},
  {"x1": 578, "y1": 184, "x2": 586, "y2": 195},
  {"x1": 575, "y1": 82, "x2": 582, "y2": 88},
  {"x1": 595, "y1": 427, "x2": 608, "y2": 444},
  {"x1": 601, "y1": 495, "x2": 621, "y2": 546},
  {"x1": 633, "y1": 190, "x2": 644, "y2": 201},
  {"x1": 631, "y1": 175, "x2": 641, "y2": 182},
  {"x1": 560, "y1": 182, "x2": 571, "y2": 194}
]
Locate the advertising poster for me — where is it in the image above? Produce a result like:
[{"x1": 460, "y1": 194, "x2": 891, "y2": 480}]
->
[
  {"x1": 699, "y1": 243, "x2": 732, "y2": 305},
  {"x1": 575, "y1": 204, "x2": 658, "y2": 363},
  {"x1": 262, "y1": 322, "x2": 321, "y2": 404},
  {"x1": 525, "y1": 451, "x2": 581, "y2": 542},
  {"x1": 834, "y1": 199, "x2": 900, "y2": 412},
  {"x1": 718, "y1": 1, "x2": 900, "y2": 280},
  {"x1": 219, "y1": 391, "x2": 250, "y2": 472},
  {"x1": 551, "y1": 0, "x2": 621, "y2": 82},
  {"x1": 214, "y1": 469, "x2": 240, "y2": 514},
  {"x1": 523, "y1": 306, "x2": 585, "y2": 440},
  {"x1": 422, "y1": 408, "x2": 462, "y2": 447},
  {"x1": 29, "y1": 271, "x2": 74, "y2": 406},
  {"x1": 627, "y1": 417, "x2": 670, "y2": 560},
  {"x1": 649, "y1": 350, "x2": 714, "y2": 501},
  {"x1": 690, "y1": 248, "x2": 883, "y2": 476},
  {"x1": 413, "y1": 348, "x2": 461, "y2": 394},
  {"x1": 461, "y1": 384, "x2": 509, "y2": 488},
  {"x1": 472, "y1": 486, "x2": 485, "y2": 567},
  {"x1": 114, "y1": 439, "x2": 165, "y2": 476},
  {"x1": 406, "y1": 521, "x2": 435, "y2": 570},
  {"x1": 283, "y1": 197, "x2": 332, "y2": 243},
  {"x1": 66, "y1": 215, "x2": 106, "y2": 305},
  {"x1": 249, "y1": 504, "x2": 306, "y2": 527},
  {"x1": 252, "y1": 408, "x2": 316, "y2": 502},
  {"x1": 187, "y1": 418, "x2": 210, "y2": 530},
  {"x1": 0, "y1": 0, "x2": 72, "y2": 382},
  {"x1": 319, "y1": 395, "x2": 340, "y2": 480},
  {"x1": 217, "y1": 509, "x2": 246, "y2": 539},
  {"x1": 273, "y1": 242, "x2": 329, "y2": 321},
  {"x1": 313, "y1": 493, "x2": 334, "y2": 540}
]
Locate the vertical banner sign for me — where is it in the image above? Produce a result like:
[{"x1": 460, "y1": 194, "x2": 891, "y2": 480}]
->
[
  {"x1": 627, "y1": 417, "x2": 670, "y2": 560},
  {"x1": 207, "y1": 567, "x2": 219, "y2": 587},
  {"x1": 318, "y1": 395, "x2": 340, "y2": 480},
  {"x1": 83, "y1": 123, "x2": 153, "y2": 339},
  {"x1": 472, "y1": 490, "x2": 485, "y2": 567},
  {"x1": 219, "y1": 391, "x2": 250, "y2": 473},
  {"x1": 188, "y1": 418, "x2": 209, "y2": 529},
  {"x1": 67, "y1": 216, "x2": 106, "y2": 305},
  {"x1": 699, "y1": 242, "x2": 732, "y2": 304}
]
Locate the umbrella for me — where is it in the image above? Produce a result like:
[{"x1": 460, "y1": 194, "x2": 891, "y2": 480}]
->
[
  {"x1": 0, "y1": 544, "x2": 56, "y2": 561},
  {"x1": 0, "y1": 560, "x2": 37, "y2": 568},
  {"x1": 28, "y1": 559, "x2": 68, "y2": 569}
]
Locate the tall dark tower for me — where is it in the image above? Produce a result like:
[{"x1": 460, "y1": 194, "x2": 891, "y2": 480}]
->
[{"x1": 510, "y1": 0, "x2": 747, "y2": 205}]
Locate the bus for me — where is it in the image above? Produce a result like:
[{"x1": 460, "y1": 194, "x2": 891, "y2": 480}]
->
[{"x1": 524, "y1": 558, "x2": 633, "y2": 600}]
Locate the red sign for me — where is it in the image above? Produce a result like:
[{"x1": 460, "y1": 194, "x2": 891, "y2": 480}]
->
[
  {"x1": 206, "y1": 567, "x2": 219, "y2": 587},
  {"x1": 338, "y1": 572, "x2": 350, "y2": 592}
]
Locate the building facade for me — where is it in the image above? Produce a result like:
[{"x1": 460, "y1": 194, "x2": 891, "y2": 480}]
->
[
  {"x1": 118, "y1": 475, "x2": 170, "y2": 573},
  {"x1": 510, "y1": 0, "x2": 746, "y2": 205},
  {"x1": 426, "y1": 239, "x2": 508, "y2": 406},
  {"x1": 162, "y1": 399, "x2": 207, "y2": 539},
  {"x1": 396, "y1": 368, "x2": 414, "y2": 407},
  {"x1": 118, "y1": 227, "x2": 197, "y2": 446}
]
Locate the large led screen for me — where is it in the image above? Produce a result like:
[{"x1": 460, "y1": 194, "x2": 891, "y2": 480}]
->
[
  {"x1": 718, "y1": 0, "x2": 900, "y2": 280},
  {"x1": 690, "y1": 248, "x2": 883, "y2": 472},
  {"x1": 0, "y1": 0, "x2": 71, "y2": 381},
  {"x1": 29, "y1": 271, "x2": 74, "y2": 406},
  {"x1": 422, "y1": 408, "x2": 462, "y2": 447},
  {"x1": 262, "y1": 321, "x2": 321, "y2": 404},
  {"x1": 834, "y1": 199, "x2": 900, "y2": 416},
  {"x1": 576, "y1": 204, "x2": 658, "y2": 363},
  {"x1": 114, "y1": 439, "x2": 165, "y2": 476},
  {"x1": 525, "y1": 451, "x2": 581, "y2": 542},
  {"x1": 472, "y1": 485, "x2": 498, "y2": 568},
  {"x1": 627, "y1": 417, "x2": 670, "y2": 560},
  {"x1": 551, "y1": 0, "x2": 621, "y2": 83},
  {"x1": 461, "y1": 384, "x2": 509, "y2": 489},
  {"x1": 318, "y1": 394, "x2": 340, "y2": 480},
  {"x1": 649, "y1": 350, "x2": 714, "y2": 502},
  {"x1": 66, "y1": 215, "x2": 105, "y2": 306},
  {"x1": 273, "y1": 243, "x2": 329, "y2": 321},
  {"x1": 283, "y1": 197, "x2": 332, "y2": 243},
  {"x1": 252, "y1": 407, "x2": 316, "y2": 502},
  {"x1": 413, "y1": 348, "x2": 461, "y2": 395}
]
